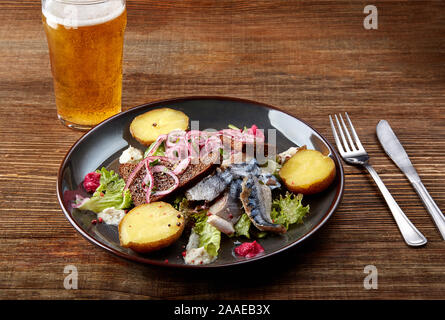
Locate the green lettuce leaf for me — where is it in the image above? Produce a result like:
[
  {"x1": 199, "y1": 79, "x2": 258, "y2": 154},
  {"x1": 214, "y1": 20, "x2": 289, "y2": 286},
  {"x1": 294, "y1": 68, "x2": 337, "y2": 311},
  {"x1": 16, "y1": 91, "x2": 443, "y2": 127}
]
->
[
  {"x1": 193, "y1": 215, "x2": 221, "y2": 257},
  {"x1": 77, "y1": 167, "x2": 132, "y2": 213},
  {"x1": 172, "y1": 195, "x2": 187, "y2": 211},
  {"x1": 234, "y1": 213, "x2": 251, "y2": 238},
  {"x1": 227, "y1": 124, "x2": 240, "y2": 130},
  {"x1": 144, "y1": 141, "x2": 165, "y2": 158},
  {"x1": 271, "y1": 192, "x2": 310, "y2": 230}
]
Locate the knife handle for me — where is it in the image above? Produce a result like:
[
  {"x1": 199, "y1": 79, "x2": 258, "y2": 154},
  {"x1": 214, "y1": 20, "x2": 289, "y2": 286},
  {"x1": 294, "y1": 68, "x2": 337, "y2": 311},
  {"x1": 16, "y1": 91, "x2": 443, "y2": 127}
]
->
[
  {"x1": 364, "y1": 164, "x2": 427, "y2": 246},
  {"x1": 412, "y1": 181, "x2": 445, "y2": 240}
]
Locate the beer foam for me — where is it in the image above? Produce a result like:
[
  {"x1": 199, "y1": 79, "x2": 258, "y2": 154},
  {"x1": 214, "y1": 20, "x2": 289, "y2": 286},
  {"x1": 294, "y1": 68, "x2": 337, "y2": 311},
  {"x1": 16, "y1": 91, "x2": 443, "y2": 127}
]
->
[{"x1": 43, "y1": 0, "x2": 125, "y2": 29}]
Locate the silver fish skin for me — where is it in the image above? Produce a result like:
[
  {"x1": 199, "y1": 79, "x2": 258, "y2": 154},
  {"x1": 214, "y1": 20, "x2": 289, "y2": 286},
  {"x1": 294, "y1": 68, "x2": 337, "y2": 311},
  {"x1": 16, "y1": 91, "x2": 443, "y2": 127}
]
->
[
  {"x1": 240, "y1": 174, "x2": 286, "y2": 234},
  {"x1": 185, "y1": 168, "x2": 233, "y2": 201},
  {"x1": 207, "y1": 214, "x2": 235, "y2": 235},
  {"x1": 186, "y1": 158, "x2": 279, "y2": 203},
  {"x1": 208, "y1": 187, "x2": 244, "y2": 225},
  {"x1": 230, "y1": 158, "x2": 280, "y2": 190},
  {"x1": 258, "y1": 172, "x2": 281, "y2": 190},
  {"x1": 229, "y1": 158, "x2": 261, "y2": 179}
]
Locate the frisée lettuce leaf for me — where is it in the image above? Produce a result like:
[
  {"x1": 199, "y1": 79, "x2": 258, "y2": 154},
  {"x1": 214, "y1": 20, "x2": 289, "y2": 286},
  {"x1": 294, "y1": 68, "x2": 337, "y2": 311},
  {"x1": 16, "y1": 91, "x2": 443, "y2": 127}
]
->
[
  {"x1": 76, "y1": 167, "x2": 132, "y2": 213},
  {"x1": 271, "y1": 192, "x2": 310, "y2": 230}
]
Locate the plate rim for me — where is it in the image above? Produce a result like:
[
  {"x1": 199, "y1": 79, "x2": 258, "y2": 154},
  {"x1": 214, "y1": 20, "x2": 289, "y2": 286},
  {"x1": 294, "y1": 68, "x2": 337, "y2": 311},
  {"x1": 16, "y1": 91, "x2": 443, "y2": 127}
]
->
[{"x1": 56, "y1": 95, "x2": 345, "y2": 268}]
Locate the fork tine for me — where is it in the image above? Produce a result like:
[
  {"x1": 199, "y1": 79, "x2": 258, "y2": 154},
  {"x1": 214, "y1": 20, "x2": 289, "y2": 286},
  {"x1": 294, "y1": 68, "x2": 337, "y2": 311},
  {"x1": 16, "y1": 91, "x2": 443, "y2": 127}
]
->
[
  {"x1": 329, "y1": 115, "x2": 345, "y2": 155},
  {"x1": 345, "y1": 112, "x2": 364, "y2": 150},
  {"x1": 339, "y1": 114, "x2": 356, "y2": 151},
  {"x1": 334, "y1": 114, "x2": 351, "y2": 152}
]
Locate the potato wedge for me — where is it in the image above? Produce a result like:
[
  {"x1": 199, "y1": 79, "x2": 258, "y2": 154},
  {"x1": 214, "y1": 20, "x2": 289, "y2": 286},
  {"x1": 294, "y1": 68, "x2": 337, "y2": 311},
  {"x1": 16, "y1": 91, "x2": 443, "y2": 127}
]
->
[
  {"x1": 279, "y1": 149, "x2": 336, "y2": 195},
  {"x1": 130, "y1": 108, "x2": 189, "y2": 146},
  {"x1": 119, "y1": 202, "x2": 185, "y2": 253}
]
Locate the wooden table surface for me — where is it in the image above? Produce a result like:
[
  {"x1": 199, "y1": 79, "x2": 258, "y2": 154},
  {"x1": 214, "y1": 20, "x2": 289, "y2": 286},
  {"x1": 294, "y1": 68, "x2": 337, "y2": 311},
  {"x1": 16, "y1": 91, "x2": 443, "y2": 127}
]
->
[{"x1": 1, "y1": 0, "x2": 444, "y2": 300}]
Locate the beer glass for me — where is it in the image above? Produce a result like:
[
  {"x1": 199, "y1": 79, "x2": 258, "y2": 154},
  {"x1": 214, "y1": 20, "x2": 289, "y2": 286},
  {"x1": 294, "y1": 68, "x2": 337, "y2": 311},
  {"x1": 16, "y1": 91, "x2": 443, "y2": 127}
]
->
[{"x1": 42, "y1": 0, "x2": 127, "y2": 130}]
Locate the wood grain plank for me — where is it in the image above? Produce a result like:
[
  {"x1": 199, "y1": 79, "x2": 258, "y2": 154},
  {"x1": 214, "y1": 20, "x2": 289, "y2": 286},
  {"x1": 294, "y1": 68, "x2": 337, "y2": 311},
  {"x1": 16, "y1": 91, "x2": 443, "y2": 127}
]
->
[{"x1": 0, "y1": 0, "x2": 445, "y2": 299}]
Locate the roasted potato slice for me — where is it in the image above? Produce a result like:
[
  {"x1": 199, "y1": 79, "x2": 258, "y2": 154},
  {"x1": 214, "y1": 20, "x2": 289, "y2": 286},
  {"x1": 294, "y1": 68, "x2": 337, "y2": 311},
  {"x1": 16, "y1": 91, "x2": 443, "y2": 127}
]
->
[
  {"x1": 119, "y1": 202, "x2": 185, "y2": 253},
  {"x1": 279, "y1": 149, "x2": 336, "y2": 195},
  {"x1": 130, "y1": 108, "x2": 189, "y2": 146}
]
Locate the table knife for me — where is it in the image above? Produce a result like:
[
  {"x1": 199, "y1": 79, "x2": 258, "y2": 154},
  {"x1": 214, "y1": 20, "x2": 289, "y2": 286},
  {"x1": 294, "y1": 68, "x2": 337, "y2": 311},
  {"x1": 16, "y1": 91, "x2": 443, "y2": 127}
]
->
[{"x1": 377, "y1": 120, "x2": 445, "y2": 240}]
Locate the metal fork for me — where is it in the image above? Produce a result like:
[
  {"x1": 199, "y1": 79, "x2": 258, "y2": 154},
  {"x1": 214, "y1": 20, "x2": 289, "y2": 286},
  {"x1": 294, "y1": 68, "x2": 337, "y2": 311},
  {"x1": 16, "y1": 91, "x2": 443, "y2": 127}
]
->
[{"x1": 329, "y1": 113, "x2": 427, "y2": 247}]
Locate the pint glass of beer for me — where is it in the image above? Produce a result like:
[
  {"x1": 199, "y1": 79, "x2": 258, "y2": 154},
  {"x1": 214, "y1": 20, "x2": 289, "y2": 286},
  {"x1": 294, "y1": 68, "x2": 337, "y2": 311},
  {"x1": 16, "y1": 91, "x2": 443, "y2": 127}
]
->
[{"x1": 42, "y1": 0, "x2": 126, "y2": 130}]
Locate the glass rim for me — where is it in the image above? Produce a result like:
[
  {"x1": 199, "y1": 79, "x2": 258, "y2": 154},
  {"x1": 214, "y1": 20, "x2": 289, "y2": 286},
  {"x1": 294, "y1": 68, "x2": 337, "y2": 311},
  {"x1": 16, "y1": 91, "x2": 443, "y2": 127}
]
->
[{"x1": 48, "y1": 0, "x2": 125, "y2": 5}]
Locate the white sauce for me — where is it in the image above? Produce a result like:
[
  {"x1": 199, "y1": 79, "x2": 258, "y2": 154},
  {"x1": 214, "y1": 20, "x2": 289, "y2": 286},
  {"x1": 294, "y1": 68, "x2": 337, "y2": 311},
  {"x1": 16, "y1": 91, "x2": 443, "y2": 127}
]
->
[
  {"x1": 97, "y1": 207, "x2": 126, "y2": 226},
  {"x1": 119, "y1": 146, "x2": 143, "y2": 164},
  {"x1": 184, "y1": 247, "x2": 217, "y2": 266}
]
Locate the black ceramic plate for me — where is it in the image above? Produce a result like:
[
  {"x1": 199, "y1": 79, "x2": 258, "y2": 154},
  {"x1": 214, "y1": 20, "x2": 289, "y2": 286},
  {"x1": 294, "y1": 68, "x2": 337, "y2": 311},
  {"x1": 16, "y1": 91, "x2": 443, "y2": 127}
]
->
[{"x1": 57, "y1": 97, "x2": 344, "y2": 268}]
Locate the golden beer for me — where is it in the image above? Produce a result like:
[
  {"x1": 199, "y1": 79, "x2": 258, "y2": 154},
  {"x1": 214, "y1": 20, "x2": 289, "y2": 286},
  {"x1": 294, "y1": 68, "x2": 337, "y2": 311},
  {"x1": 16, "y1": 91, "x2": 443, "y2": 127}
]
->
[{"x1": 42, "y1": 0, "x2": 126, "y2": 129}]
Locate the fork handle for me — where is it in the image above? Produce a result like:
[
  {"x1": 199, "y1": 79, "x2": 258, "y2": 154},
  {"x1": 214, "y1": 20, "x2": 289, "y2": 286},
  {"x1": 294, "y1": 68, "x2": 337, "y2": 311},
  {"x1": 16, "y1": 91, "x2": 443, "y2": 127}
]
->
[
  {"x1": 411, "y1": 181, "x2": 445, "y2": 240},
  {"x1": 364, "y1": 164, "x2": 427, "y2": 247}
]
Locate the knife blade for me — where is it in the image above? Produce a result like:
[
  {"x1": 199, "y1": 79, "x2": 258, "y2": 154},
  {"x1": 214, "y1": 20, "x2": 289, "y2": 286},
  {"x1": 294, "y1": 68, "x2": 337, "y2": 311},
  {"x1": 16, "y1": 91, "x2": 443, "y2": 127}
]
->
[
  {"x1": 377, "y1": 120, "x2": 445, "y2": 239},
  {"x1": 376, "y1": 120, "x2": 420, "y2": 183}
]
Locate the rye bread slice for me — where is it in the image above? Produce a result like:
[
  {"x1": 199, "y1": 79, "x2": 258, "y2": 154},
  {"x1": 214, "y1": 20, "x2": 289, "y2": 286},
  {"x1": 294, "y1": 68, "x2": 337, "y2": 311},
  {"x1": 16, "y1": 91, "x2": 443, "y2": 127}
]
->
[{"x1": 119, "y1": 151, "x2": 219, "y2": 206}]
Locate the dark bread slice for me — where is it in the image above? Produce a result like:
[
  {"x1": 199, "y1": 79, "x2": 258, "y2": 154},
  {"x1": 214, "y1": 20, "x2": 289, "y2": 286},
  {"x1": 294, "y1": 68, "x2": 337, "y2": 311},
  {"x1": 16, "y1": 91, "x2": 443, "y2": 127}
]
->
[{"x1": 119, "y1": 151, "x2": 219, "y2": 206}]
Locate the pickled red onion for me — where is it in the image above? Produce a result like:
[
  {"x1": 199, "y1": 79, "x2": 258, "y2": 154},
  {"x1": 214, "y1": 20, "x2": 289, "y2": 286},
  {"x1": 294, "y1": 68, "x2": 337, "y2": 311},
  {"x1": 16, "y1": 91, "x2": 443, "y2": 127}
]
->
[
  {"x1": 200, "y1": 135, "x2": 222, "y2": 158},
  {"x1": 124, "y1": 156, "x2": 166, "y2": 194},
  {"x1": 143, "y1": 165, "x2": 154, "y2": 204},
  {"x1": 165, "y1": 143, "x2": 188, "y2": 161},
  {"x1": 173, "y1": 157, "x2": 191, "y2": 175},
  {"x1": 151, "y1": 165, "x2": 180, "y2": 196},
  {"x1": 125, "y1": 125, "x2": 264, "y2": 201},
  {"x1": 123, "y1": 157, "x2": 149, "y2": 193},
  {"x1": 166, "y1": 130, "x2": 186, "y2": 148},
  {"x1": 146, "y1": 134, "x2": 167, "y2": 157}
]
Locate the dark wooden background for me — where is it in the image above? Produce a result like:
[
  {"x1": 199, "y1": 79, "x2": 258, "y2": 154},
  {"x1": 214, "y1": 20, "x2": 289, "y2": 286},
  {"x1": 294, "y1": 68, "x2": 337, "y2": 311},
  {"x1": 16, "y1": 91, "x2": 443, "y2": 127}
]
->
[{"x1": 1, "y1": 0, "x2": 444, "y2": 299}]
